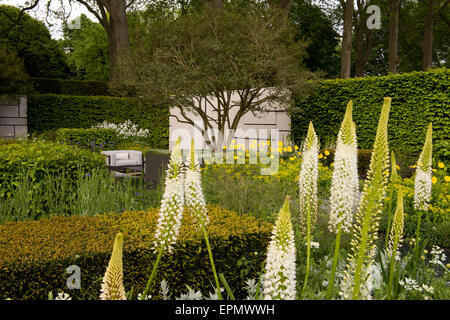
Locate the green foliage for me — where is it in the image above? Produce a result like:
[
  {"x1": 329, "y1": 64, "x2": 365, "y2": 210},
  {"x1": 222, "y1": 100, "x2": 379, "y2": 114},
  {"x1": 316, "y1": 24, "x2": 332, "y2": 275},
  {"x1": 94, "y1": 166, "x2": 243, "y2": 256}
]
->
[
  {"x1": 290, "y1": 69, "x2": 450, "y2": 165},
  {"x1": 56, "y1": 128, "x2": 118, "y2": 152},
  {"x1": 0, "y1": 5, "x2": 70, "y2": 78},
  {"x1": 30, "y1": 77, "x2": 110, "y2": 96},
  {"x1": 59, "y1": 14, "x2": 109, "y2": 81},
  {"x1": 0, "y1": 140, "x2": 105, "y2": 197},
  {"x1": 0, "y1": 46, "x2": 31, "y2": 95},
  {"x1": 0, "y1": 206, "x2": 272, "y2": 300},
  {"x1": 27, "y1": 94, "x2": 169, "y2": 149},
  {"x1": 288, "y1": 0, "x2": 340, "y2": 78}
]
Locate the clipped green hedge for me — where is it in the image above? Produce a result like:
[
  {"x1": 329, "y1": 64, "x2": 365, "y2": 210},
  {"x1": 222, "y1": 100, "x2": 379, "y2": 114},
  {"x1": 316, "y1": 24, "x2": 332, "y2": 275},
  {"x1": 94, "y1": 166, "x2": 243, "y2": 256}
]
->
[
  {"x1": 56, "y1": 128, "x2": 118, "y2": 151},
  {"x1": 28, "y1": 94, "x2": 169, "y2": 149},
  {"x1": 0, "y1": 206, "x2": 272, "y2": 300},
  {"x1": 0, "y1": 140, "x2": 106, "y2": 195},
  {"x1": 290, "y1": 68, "x2": 450, "y2": 164},
  {"x1": 30, "y1": 77, "x2": 110, "y2": 96}
]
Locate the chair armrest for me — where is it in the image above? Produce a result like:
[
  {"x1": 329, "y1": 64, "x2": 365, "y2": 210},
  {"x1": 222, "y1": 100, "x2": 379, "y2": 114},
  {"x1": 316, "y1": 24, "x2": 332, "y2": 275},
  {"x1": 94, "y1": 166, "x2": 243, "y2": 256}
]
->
[{"x1": 128, "y1": 151, "x2": 143, "y2": 165}]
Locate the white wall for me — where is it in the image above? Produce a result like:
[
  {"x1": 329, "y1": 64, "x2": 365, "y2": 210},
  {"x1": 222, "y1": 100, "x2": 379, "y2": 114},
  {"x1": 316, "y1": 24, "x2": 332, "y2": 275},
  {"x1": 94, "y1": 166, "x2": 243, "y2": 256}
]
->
[{"x1": 169, "y1": 89, "x2": 291, "y2": 150}]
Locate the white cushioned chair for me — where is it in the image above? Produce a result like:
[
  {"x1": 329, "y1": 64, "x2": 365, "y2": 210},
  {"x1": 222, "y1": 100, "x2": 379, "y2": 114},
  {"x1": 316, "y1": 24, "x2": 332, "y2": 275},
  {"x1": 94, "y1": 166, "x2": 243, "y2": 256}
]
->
[{"x1": 101, "y1": 150, "x2": 143, "y2": 169}]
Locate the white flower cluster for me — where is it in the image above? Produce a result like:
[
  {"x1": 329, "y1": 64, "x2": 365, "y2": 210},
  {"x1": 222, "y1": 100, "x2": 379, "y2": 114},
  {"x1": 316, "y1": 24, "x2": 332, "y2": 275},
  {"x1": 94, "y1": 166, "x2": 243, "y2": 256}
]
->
[
  {"x1": 414, "y1": 167, "x2": 432, "y2": 211},
  {"x1": 306, "y1": 241, "x2": 320, "y2": 249},
  {"x1": 329, "y1": 143, "x2": 358, "y2": 233},
  {"x1": 298, "y1": 125, "x2": 319, "y2": 235},
  {"x1": 137, "y1": 293, "x2": 152, "y2": 300},
  {"x1": 339, "y1": 261, "x2": 375, "y2": 300},
  {"x1": 263, "y1": 200, "x2": 296, "y2": 300},
  {"x1": 55, "y1": 292, "x2": 71, "y2": 300},
  {"x1": 244, "y1": 279, "x2": 263, "y2": 300},
  {"x1": 152, "y1": 142, "x2": 185, "y2": 254},
  {"x1": 398, "y1": 277, "x2": 433, "y2": 297},
  {"x1": 185, "y1": 148, "x2": 209, "y2": 228},
  {"x1": 92, "y1": 120, "x2": 149, "y2": 142},
  {"x1": 430, "y1": 245, "x2": 447, "y2": 265}
]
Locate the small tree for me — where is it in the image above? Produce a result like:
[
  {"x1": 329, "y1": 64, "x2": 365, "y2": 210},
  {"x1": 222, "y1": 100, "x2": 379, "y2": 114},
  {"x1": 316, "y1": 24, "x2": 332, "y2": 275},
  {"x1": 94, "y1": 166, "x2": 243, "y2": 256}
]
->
[{"x1": 113, "y1": 6, "x2": 315, "y2": 150}]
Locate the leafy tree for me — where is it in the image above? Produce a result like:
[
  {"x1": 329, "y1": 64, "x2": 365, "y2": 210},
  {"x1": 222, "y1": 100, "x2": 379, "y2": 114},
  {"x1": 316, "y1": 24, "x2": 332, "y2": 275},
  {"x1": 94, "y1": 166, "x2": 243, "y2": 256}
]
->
[
  {"x1": 0, "y1": 46, "x2": 31, "y2": 95},
  {"x1": 0, "y1": 4, "x2": 70, "y2": 78},
  {"x1": 113, "y1": 7, "x2": 315, "y2": 150},
  {"x1": 289, "y1": 0, "x2": 340, "y2": 78},
  {"x1": 60, "y1": 14, "x2": 109, "y2": 80}
]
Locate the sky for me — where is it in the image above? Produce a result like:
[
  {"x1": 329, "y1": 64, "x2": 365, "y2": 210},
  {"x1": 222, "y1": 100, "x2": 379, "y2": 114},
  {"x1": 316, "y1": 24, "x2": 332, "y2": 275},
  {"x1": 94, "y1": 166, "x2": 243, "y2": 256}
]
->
[{"x1": 0, "y1": 0, "x2": 96, "y2": 39}]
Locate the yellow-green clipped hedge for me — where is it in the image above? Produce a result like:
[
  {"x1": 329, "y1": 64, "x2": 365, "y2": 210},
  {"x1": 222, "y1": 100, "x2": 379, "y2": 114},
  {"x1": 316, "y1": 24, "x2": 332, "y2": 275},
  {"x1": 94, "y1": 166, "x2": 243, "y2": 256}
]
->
[{"x1": 0, "y1": 205, "x2": 272, "y2": 300}]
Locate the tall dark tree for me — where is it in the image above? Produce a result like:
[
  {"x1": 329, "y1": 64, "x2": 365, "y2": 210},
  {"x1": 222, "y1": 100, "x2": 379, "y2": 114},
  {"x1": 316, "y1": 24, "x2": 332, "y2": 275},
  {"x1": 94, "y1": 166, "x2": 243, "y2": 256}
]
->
[
  {"x1": 0, "y1": 5, "x2": 70, "y2": 78},
  {"x1": 340, "y1": 0, "x2": 354, "y2": 78}
]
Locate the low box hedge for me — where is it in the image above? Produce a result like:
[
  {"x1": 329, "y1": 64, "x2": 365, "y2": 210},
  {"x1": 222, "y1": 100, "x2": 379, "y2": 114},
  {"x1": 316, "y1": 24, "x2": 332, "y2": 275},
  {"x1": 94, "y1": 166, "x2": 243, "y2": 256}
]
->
[
  {"x1": 56, "y1": 128, "x2": 118, "y2": 152},
  {"x1": 0, "y1": 140, "x2": 106, "y2": 196},
  {"x1": 0, "y1": 205, "x2": 272, "y2": 300}
]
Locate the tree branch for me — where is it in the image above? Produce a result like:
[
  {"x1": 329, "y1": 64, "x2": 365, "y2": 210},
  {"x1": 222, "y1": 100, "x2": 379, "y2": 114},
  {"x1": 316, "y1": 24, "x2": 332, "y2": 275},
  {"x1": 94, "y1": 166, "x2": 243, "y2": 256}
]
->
[{"x1": 0, "y1": 0, "x2": 40, "y2": 38}]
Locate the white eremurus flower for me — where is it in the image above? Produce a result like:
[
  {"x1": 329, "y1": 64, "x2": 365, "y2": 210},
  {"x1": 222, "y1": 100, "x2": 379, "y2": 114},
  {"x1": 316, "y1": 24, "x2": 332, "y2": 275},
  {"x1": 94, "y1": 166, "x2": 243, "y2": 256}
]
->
[
  {"x1": 298, "y1": 122, "x2": 319, "y2": 235},
  {"x1": 339, "y1": 97, "x2": 391, "y2": 300},
  {"x1": 329, "y1": 100, "x2": 359, "y2": 234},
  {"x1": 263, "y1": 196, "x2": 297, "y2": 300},
  {"x1": 184, "y1": 139, "x2": 209, "y2": 228},
  {"x1": 414, "y1": 123, "x2": 432, "y2": 211},
  {"x1": 152, "y1": 138, "x2": 185, "y2": 254},
  {"x1": 100, "y1": 233, "x2": 126, "y2": 300}
]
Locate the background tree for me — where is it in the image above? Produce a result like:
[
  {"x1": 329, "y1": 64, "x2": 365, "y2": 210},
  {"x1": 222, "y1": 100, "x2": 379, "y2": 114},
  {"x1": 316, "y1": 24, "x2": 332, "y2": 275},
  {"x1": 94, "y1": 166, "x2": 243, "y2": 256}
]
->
[
  {"x1": 289, "y1": 0, "x2": 340, "y2": 78},
  {"x1": 340, "y1": 0, "x2": 354, "y2": 78},
  {"x1": 0, "y1": 4, "x2": 70, "y2": 78},
  {"x1": 113, "y1": 6, "x2": 315, "y2": 150},
  {"x1": 59, "y1": 14, "x2": 109, "y2": 80},
  {"x1": 0, "y1": 46, "x2": 31, "y2": 96}
]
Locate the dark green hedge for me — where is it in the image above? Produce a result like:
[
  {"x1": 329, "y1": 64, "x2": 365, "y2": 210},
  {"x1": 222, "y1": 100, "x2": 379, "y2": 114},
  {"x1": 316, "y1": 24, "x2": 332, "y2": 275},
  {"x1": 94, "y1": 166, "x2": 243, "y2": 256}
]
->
[
  {"x1": 30, "y1": 77, "x2": 110, "y2": 96},
  {"x1": 290, "y1": 68, "x2": 450, "y2": 164},
  {"x1": 28, "y1": 94, "x2": 169, "y2": 149},
  {"x1": 0, "y1": 206, "x2": 272, "y2": 300},
  {"x1": 56, "y1": 128, "x2": 118, "y2": 152}
]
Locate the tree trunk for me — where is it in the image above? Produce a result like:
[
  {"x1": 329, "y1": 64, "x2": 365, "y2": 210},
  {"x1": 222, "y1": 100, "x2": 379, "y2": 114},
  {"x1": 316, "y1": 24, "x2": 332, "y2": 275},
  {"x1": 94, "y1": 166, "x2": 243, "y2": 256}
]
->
[
  {"x1": 105, "y1": 0, "x2": 130, "y2": 80},
  {"x1": 422, "y1": 0, "x2": 435, "y2": 70},
  {"x1": 279, "y1": 0, "x2": 294, "y2": 15},
  {"x1": 341, "y1": 0, "x2": 354, "y2": 78},
  {"x1": 388, "y1": 0, "x2": 400, "y2": 74}
]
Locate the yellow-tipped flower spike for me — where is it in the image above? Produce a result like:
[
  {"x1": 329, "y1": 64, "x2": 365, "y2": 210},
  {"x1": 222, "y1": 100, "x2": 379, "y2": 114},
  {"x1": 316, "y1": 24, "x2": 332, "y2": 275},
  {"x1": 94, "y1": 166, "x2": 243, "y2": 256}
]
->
[
  {"x1": 388, "y1": 189, "x2": 405, "y2": 260},
  {"x1": 390, "y1": 151, "x2": 399, "y2": 183},
  {"x1": 100, "y1": 233, "x2": 126, "y2": 300},
  {"x1": 329, "y1": 100, "x2": 359, "y2": 234},
  {"x1": 263, "y1": 196, "x2": 296, "y2": 300},
  {"x1": 340, "y1": 97, "x2": 391, "y2": 300},
  {"x1": 414, "y1": 123, "x2": 433, "y2": 211},
  {"x1": 298, "y1": 122, "x2": 319, "y2": 235}
]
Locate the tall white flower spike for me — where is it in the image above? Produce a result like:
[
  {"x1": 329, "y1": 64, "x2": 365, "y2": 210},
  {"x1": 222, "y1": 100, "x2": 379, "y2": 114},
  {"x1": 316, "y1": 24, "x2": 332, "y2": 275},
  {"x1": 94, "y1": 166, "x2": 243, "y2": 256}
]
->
[
  {"x1": 263, "y1": 196, "x2": 297, "y2": 300},
  {"x1": 329, "y1": 100, "x2": 359, "y2": 234},
  {"x1": 152, "y1": 138, "x2": 185, "y2": 254},
  {"x1": 414, "y1": 123, "x2": 433, "y2": 211}
]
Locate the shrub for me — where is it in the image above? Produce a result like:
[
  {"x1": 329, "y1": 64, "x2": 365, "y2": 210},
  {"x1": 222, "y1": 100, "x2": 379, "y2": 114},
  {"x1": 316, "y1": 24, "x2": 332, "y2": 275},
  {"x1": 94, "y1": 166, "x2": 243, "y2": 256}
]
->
[
  {"x1": 27, "y1": 94, "x2": 169, "y2": 149},
  {"x1": 0, "y1": 140, "x2": 106, "y2": 196},
  {"x1": 0, "y1": 205, "x2": 272, "y2": 300},
  {"x1": 56, "y1": 128, "x2": 118, "y2": 152},
  {"x1": 30, "y1": 77, "x2": 110, "y2": 96},
  {"x1": 290, "y1": 68, "x2": 450, "y2": 165}
]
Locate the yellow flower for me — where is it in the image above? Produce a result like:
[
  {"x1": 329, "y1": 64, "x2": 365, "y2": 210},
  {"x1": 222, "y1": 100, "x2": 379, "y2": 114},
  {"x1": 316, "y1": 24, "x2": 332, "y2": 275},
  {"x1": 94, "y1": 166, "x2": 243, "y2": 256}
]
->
[
  {"x1": 438, "y1": 162, "x2": 445, "y2": 168},
  {"x1": 278, "y1": 147, "x2": 282, "y2": 153},
  {"x1": 287, "y1": 146, "x2": 292, "y2": 152},
  {"x1": 278, "y1": 141, "x2": 283, "y2": 147},
  {"x1": 294, "y1": 145, "x2": 299, "y2": 150},
  {"x1": 445, "y1": 176, "x2": 450, "y2": 182},
  {"x1": 432, "y1": 169, "x2": 437, "y2": 172},
  {"x1": 289, "y1": 157, "x2": 295, "y2": 161},
  {"x1": 432, "y1": 176, "x2": 437, "y2": 184},
  {"x1": 267, "y1": 141, "x2": 271, "y2": 146},
  {"x1": 223, "y1": 146, "x2": 227, "y2": 150},
  {"x1": 318, "y1": 153, "x2": 323, "y2": 159},
  {"x1": 232, "y1": 140, "x2": 236, "y2": 144},
  {"x1": 395, "y1": 165, "x2": 400, "y2": 170},
  {"x1": 324, "y1": 150, "x2": 330, "y2": 156},
  {"x1": 297, "y1": 151, "x2": 301, "y2": 155}
]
